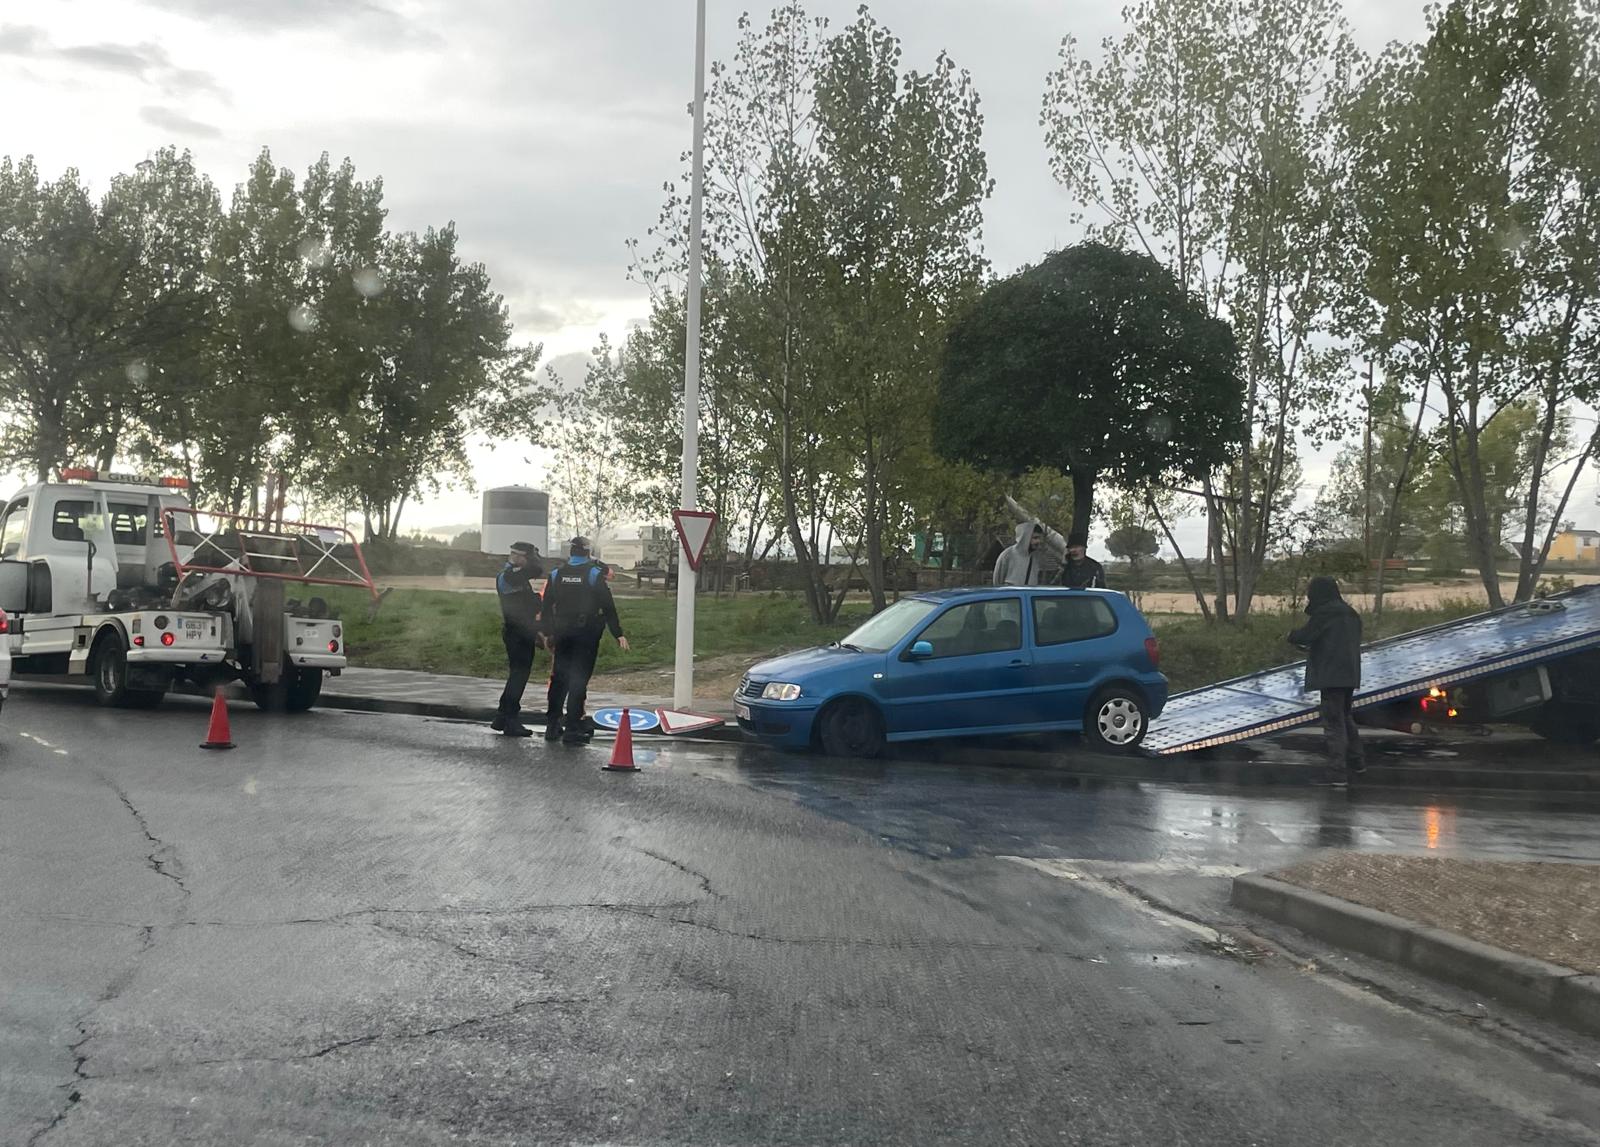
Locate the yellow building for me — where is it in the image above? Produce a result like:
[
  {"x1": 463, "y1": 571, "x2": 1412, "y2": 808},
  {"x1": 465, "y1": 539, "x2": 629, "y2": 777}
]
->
[{"x1": 1549, "y1": 528, "x2": 1600, "y2": 565}]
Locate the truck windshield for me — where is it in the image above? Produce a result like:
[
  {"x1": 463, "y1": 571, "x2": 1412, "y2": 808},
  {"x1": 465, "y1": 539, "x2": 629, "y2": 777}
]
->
[{"x1": 838, "y1": 598, "x2": 939, "y2": 652}]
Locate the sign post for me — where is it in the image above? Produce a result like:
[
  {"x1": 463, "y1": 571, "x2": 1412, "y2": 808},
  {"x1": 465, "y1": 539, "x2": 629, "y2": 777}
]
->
[{"x1": 674, "y1": 0, "x2": 709, "y2": 711}]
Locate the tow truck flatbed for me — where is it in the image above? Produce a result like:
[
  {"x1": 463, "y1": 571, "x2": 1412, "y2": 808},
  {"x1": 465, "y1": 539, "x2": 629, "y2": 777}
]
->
[{"x1": 1143, "y1": 585, "x2": 1600, "y2": 755}]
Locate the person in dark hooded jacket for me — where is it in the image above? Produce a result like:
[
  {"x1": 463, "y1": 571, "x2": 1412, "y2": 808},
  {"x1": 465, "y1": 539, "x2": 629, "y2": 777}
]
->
[{"x1": 1289, "y1": 575, "x2": 1365, "y2": 780}]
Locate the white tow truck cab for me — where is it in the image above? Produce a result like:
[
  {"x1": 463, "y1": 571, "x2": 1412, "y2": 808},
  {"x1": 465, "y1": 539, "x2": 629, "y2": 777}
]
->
[{"x1": 0, "y1": 469, "x2": 375, "y2": 711}]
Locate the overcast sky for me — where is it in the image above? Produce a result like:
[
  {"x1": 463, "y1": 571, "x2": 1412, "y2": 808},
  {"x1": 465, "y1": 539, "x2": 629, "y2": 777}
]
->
[{"x1": 8, "y1": 0, "x2": 1546, "y2": 548}]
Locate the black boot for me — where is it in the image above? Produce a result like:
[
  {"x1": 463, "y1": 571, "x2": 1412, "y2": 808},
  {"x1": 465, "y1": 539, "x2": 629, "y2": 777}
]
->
[
  {"x1": 544, "y1": 722, "x2": 564, "y2": 741},
  {"x1": 500, "y1": 718, "x2": 533, "y2": 737}
]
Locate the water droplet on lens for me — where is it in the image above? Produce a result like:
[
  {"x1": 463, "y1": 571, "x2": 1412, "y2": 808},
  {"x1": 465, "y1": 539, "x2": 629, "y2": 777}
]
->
[
  {"x1": 352, "y1": 266, "x2": 385, "y2": 298},
  {"x1": 297, "y1": 237, "x2": 331, "y2": 268},
  {"x1": 1146, "y1": 413, "x2": 1174, "y2": 443},
  {"x1": 126, "y1": 360, "x2": 150, "y2": 385},
  {"x1": 288, "y1": 303, "x2": 320, "y2": 333}
]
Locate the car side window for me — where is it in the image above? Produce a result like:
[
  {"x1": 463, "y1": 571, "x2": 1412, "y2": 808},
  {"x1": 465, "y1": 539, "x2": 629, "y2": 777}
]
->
[
  {"x1": 915, "y1": 599, "x2": 1023, "y2": 658},
  {"x1": 0, "y1": 497, "x2": 29, "y2": 557},
  {"x1": 1033, "y1": 596, "x2": 1118, "y2": 645}
]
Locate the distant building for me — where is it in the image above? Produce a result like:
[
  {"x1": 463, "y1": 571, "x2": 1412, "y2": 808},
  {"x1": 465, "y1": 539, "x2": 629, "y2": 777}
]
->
[
  {"x1": 481, "y1": 486, "x2": 549, "y2": 556},
  {"x1": 602, "y1": 525, "x2": 675, "y2": 570},
  {"x1": 1549, "y1": 527, "x2": 1600, "y2": 565}
]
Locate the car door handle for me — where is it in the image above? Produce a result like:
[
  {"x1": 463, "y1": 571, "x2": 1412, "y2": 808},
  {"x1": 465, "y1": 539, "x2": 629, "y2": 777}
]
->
[{"x1": 1007, "y1": 659, "x2": 1026, "y2": 667}]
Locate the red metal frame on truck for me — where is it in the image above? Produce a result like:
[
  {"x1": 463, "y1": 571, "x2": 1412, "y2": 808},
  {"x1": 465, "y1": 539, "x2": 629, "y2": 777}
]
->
[{"x1": 160, "y1": 507, "x2": 378, "y2": 601}]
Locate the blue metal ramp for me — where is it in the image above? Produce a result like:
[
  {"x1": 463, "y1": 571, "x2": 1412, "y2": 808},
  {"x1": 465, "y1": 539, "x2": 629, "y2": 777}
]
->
[{"x1": 1143, "y1": 586, "x2": 1600, "y2": 756}]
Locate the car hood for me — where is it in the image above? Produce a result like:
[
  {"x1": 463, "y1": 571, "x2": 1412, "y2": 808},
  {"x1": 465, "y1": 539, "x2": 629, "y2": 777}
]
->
[{"x1": 748, "y1": 644, "x2": 885, "y2": 683}]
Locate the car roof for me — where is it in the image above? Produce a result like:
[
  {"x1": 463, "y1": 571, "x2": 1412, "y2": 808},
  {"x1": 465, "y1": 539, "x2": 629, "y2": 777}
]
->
[{"x1": 912, "y1": 586, "x2": 1122, "y2": 603}]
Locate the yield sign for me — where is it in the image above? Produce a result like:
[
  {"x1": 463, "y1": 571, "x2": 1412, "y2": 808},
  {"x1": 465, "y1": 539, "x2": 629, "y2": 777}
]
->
[
  {"x1": 655, "y1": 709, "x2": 727, "y2": 735},
  {"x1": 671, "y1": 509, "x2": 719, "y2": 572}
]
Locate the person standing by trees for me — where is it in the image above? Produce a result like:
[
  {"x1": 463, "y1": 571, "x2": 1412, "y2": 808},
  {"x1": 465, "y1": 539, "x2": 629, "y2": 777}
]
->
[
  {"x1": 993, "y1": 521, "x2": 1066, "y2": 585},
  {"x1": 543, "y1": 536, "x2": 629, "y2": 744},
  {"x1": 1289, "y1": 576, "x2": 1366, "y2": 785},
  {"x1": 493, "y1": 542, "x2": 544, "y2": 737},
  {"x1": 1057, "y1": 534, "x2": 1108, "y2": 589}
]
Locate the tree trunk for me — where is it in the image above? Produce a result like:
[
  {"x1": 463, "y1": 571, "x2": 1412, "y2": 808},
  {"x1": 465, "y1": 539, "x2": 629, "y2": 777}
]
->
[
  {"x1": 863, "y1": 432, "x2": 887, "y2": 613},
  {"x1": 1374, "y1": 377, "x2": 1430, "y2": 619},
  {"x1": 1068, "y1": 465, "x2": 1096, "y2": 548},
  {"x1": 1203, "y1": 478, "x2": 1230, "y2": 622},
  {"x1": 1148, "y1": 492, "x2": 1212, "y2": 623}
]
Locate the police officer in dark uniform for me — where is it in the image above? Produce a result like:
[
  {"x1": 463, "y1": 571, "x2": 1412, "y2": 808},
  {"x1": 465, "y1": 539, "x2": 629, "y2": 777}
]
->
[
  {"x1": 543, "y1": 536, "x2": 629, "y2": 743},
  {"x1": 1057, "y1": 531, "x2": 1108, "y2": 589},
  {"x1": 492, "y1": 541, "x2": 544, "y2": 736}
]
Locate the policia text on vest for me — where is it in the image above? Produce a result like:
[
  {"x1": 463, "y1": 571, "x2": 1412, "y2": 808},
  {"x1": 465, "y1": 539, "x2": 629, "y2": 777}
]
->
[{"x1": 543, "y1": 536, "x2": 629, "y2": 744}]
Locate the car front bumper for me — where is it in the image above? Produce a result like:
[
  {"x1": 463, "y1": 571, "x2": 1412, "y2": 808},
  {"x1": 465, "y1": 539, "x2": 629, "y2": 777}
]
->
[{"x1": 733, "y1": 699, "x2": 820, "y2": 747}]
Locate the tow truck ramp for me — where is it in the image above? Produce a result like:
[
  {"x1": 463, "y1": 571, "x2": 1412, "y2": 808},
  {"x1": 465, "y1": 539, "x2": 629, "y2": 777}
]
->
[{"x1": 1142, "y1": 585, "x2": 1600, "y2": 756}]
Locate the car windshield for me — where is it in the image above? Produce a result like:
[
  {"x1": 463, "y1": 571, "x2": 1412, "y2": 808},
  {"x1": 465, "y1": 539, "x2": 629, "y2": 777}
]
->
[{"x1": 838, "y1": 598, "x2": 939, "y2": 652}]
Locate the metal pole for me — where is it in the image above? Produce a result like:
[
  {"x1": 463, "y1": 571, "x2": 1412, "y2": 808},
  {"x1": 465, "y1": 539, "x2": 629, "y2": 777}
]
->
[{"x1": 673, "y1": 0, "x2": 707, "y2": 710}]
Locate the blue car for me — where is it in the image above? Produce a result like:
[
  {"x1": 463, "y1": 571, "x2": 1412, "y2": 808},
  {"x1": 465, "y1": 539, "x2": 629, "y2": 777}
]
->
[{"x1": 734, "y1": 586, "x2": 1168, "y2": 757}]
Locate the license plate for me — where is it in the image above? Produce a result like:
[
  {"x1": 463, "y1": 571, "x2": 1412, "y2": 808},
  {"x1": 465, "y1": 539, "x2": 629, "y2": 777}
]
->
[
  {"x1": 184, "y1": 620, "x2": 205, "y2": 640},
  {"x1": 736, "y1": 703, "x2": 752, "y2": 721}
]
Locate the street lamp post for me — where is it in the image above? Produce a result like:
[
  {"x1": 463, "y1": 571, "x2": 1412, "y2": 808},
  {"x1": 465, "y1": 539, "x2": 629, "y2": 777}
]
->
[{"x1": 674, "y1": 0, "x2": 708, "y2": 710}]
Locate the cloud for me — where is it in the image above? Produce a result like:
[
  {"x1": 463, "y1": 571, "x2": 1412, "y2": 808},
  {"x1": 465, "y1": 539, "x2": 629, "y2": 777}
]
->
[
  {"x1": 140, "y1": 105, "x2": 222, "y2": 139},
  {"x1": 0, "y1": 24, "x2": 47, "y2": 55},
  {"x1": 139, "y1": 0, "x2": 438, "y2": 47},
  {"x1": 1, "y1": 25, "x2": 226, "y2": 101}
]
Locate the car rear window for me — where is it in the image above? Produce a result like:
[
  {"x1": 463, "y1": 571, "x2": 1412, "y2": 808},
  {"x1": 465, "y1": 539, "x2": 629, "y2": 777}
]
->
[{"x1": 1033, "y1": 596, "x2": 1117, "y2": 645}]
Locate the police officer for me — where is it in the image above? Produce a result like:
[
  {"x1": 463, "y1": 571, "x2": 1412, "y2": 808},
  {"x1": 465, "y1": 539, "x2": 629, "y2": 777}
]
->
[
  {"x1": 543, "y1": 536, "x2": 629, "y2": 743},
  {"x1": 492, "y1": 541, "x2": 544, "y2": 737}
]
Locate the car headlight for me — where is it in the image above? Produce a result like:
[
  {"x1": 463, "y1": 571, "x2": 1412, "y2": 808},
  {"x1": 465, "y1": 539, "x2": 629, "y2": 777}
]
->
[{"x1": 761, "y1": 682, "x2": 802, "y2": 701}]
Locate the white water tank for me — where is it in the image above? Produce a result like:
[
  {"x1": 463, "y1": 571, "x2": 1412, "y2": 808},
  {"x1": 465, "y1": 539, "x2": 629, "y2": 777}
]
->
[{"x1": 481, "y1": 486, "x2": 549, "y2": 557}]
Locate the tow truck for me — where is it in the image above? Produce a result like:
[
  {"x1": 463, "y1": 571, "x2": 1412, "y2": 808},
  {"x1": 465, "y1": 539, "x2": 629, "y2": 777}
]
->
[
  {"x1": 0, "y1": 468, "x2": 376, "y2": 712},
  {"x1": 1143, "y1": 585, "x2": 1600, "y2": 755}
]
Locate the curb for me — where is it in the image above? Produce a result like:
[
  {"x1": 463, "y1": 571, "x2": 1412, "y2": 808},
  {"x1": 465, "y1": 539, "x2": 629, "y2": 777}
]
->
[
  {"x1": 1231, "y1": 873, "x2": 1600, "y2": 1040},
  {"x1": 316, "y1": 692, "x2": 748, "y2": 743}
]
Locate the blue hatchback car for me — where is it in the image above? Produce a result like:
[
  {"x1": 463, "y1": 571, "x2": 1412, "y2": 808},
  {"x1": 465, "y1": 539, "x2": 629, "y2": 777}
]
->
[{"x1": 734, "y1": 587, "x2": 1168, "y2": 757}]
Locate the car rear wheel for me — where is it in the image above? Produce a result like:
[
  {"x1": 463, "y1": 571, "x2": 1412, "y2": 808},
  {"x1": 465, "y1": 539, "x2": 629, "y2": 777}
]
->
[
  {"x1": 818, "y1": 698, "x2": 886, "y2": 759},
  {"x1": 1084, "y1": 687, "x2": 1148, "y2": 752}
]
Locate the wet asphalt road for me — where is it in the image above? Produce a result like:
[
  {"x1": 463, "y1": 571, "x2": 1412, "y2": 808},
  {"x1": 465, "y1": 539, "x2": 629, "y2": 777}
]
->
[{"x1": 4, "y1": 689, "x2": 1600, "y2": 1146}]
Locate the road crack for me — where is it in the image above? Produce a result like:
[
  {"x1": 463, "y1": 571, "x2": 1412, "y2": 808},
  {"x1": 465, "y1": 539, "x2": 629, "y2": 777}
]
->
[
  {"x1": 632, "y1": 846, "x2": 722, "y2": 899},
  {"x1": 110, "y1": 785, "x2": 189, "y2": 899}
]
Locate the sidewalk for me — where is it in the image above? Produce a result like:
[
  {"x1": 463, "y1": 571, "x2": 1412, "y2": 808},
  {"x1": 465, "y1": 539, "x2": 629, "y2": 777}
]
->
[
  {"x1": 320, "y1": 666, "x2": 739, "y2": 731},
  {"x1": 1233, "y1": 855, "x2": 1600, "y2": 1038}
]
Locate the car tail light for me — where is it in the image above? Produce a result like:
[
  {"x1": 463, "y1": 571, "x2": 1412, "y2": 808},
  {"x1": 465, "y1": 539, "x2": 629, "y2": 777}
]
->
[
  {"x1": 161, "y1": 631, "x2": 176, "y2": 646},
  {"x1": 1144, "y1": 636, "x2": 1161, "y2": 669}
]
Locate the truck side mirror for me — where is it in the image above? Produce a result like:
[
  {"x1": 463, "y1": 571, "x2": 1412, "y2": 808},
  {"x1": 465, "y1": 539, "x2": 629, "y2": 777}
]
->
[{"x1": 0, "y1": 559, "x2": 28, "y2": 614}]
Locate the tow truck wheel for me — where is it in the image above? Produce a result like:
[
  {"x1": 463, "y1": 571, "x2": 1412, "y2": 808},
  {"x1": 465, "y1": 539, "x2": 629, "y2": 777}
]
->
[
  {"x1": 250, "y1": 664, "x2": 323, "y2": 713},
  {"x1": 89, "y1": 632, "x2": 166, "y2": 709},
  {"x1": 1528, "y1": 701, "x2": 1600, "y2": 746}
]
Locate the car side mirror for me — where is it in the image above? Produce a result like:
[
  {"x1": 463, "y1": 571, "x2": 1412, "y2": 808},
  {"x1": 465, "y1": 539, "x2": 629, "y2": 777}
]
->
[{"x1": 907, "y1": 640, "x2": 934, "y2": 660}]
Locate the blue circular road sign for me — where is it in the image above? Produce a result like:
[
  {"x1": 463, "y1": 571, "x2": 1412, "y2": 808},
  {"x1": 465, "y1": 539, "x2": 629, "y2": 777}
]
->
[{"x1": 591, "y1": 708, "x2": 661, "y2": 733}]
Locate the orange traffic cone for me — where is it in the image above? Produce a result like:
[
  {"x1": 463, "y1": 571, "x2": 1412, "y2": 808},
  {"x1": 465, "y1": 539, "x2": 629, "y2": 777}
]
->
[
  {"x1": 602, "y1": 707, "x2": 639, "y2": 772},
  {"x1": 201, "y1": 690, "x2": 235, "y2": 751}
]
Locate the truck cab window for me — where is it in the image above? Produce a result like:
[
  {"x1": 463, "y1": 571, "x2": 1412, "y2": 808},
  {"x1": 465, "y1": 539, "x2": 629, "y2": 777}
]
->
[
  {"x1": 108, "y1": 502, "x2": 149, "y2": 546},
  {"x1": 0, "y1": 497, "x2": 29, "y2": 557},
  {"x1": 52, "y1": 499, "x2": 100, "y2": 543}
]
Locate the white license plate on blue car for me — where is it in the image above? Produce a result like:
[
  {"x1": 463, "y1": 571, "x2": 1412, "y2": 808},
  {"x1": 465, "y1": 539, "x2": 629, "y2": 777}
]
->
[{"x1": 736, "y1": 703, "x2": 751, "y2": 721}]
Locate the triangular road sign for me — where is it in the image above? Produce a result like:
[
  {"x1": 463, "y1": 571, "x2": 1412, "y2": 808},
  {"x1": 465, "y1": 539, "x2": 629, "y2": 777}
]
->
[
  {"x1": 672, "y1": 509, "x2": 719, "y2": 572},
  {"x1": 655, "y1": 708, "x2": 727, "y2": 735}
]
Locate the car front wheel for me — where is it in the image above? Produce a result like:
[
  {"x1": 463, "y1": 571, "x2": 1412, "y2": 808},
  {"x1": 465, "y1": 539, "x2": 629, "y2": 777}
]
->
[
  {"x1": 818, "y1": 698, "x2": 886, "y2": 759},
  {"x1": 1084, "y1": 687, "x2": 1149, "y2": 752}
]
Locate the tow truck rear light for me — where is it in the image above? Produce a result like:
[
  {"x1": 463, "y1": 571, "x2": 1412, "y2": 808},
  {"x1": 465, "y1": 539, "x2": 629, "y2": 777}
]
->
[
  {"x1": 133, "y1": 634, "x2": 145, "y2": 647},
  {"x1": 1144, "y1": 636, "x2": 1161, "y2": 669},
  {"x1": 328, "y1": 639, "x2": 339, "y2": 653},
  {"x1": 0, "y1": 608, "x2": 8, "y2": 634},
  {"x1": 160, "y1": 631, "x2": 175, "y2": 647},
  {"x1": 159, "y1": 476, "x2": 190, "y2": 489},
  {"x1": 59, "y1": 466, "x2": 98, "y2": 481}
]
